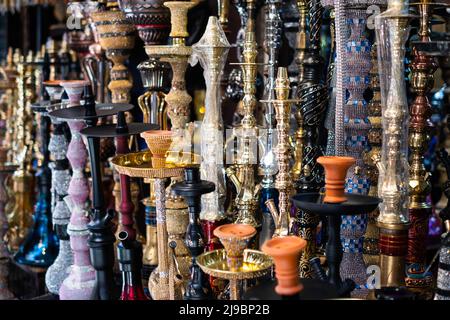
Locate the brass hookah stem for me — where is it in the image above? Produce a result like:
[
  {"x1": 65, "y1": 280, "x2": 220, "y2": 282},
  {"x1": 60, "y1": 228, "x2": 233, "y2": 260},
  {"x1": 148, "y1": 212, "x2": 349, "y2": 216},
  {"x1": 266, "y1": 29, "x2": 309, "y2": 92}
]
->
[
  {"x1": 273, "y1": 68, "x2": 293, "y2": 237},
  {"x1": 227, "y1": 25, "x2": 261, "y2": 227},
  {"x1": 292, "y1": 0, "x2": 308, "y2": 184},
  {"x1": 407, "y1": 0, "x2": 437, "y2": 265}
]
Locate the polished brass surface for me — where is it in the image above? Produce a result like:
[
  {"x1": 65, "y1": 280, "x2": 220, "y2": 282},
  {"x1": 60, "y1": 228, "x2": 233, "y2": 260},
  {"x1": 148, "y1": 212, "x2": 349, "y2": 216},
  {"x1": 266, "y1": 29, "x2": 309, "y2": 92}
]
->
[
  {"x1": 197, "y1": 248, "x2": 272, "y2": 299},
  {"x1": 379, "y1": 254, "x2": 407, "y2": 287},
  {"x1": 260, "y1": 68, "x2": 298, "y2": 237},
  {"x1": 111, "y1": 151, "x2": 185, "y2": 179},
  {"x1": 226, "y1": 26, "x2": 262, "y2": 228}
]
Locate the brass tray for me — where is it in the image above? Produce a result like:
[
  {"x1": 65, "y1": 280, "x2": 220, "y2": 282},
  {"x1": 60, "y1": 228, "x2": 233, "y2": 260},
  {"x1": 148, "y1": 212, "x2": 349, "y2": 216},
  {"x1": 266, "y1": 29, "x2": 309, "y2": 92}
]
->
[
  {"x1": 197, "y1": 249, "x2": 273, "y2": 280},
  {"x1": 111, "y1": 151, "x2": 184, "y2": 179}
]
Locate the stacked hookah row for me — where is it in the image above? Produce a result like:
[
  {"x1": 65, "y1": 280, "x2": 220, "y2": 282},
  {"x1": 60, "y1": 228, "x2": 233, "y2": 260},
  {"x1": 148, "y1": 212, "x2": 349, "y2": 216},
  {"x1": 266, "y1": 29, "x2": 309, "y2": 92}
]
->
[{"x1": 0, "y1": 0, "x2": 449, "y2": 300}]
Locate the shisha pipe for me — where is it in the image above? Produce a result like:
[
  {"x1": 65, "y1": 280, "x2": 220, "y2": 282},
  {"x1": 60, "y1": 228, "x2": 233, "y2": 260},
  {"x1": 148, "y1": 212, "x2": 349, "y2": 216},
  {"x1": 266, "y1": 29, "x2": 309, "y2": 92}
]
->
[
  {"x1": 293, "y1": 0, "x2": 328, "y2": 279},
  {"x1": 49, "y1": 86, "x2": 133, "y2": 300},
  {"x1": 374, "y1": 0, "x2": 414, "y2": 287},
  {"x1": 79, "y1": 106, "x2": 158, "y2": 300},
  {"x1": 189, "y1": 16, "x2": 230, "y2": 251},
  {"x1": 258, "y1": 0, "x2": 282, "y2": 245},
  {"x1": 262, "y1": 67, "x2": 298, "y2": 238}
]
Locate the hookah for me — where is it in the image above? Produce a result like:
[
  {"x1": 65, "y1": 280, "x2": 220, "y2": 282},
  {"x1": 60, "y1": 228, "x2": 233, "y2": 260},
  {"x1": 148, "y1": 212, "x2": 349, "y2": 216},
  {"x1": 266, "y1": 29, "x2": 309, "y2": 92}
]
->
[
  {"x1": 188, "y1": 16, "x2": 230, "y2": 294},
  {"x1": 42, "y1": 83, "x2": 73, "y2": 294},
  {"x1": 50, "y1": 85, "x2": 135, "y2": 300},
  {"x1": 225, "y1": 1, "x2": 264, "y2": 230},
  {"x1": 14, "y1": 57, "x2": 60, "y2": 268},
  {"x1": 328, "y1": 0, "x2": 386, "y2": 297},
  {"x1": 405, "y1": 0, "x2": 441, "y2": 290},
  {"x1": 141, "y1": 1, "x2": 201, "y2": 294},
  {"x1": 58, "y1": 81, "x2": 96, "y2": 300},
  {"x1": 91, "y1": 1, "x2": 135, "y2": 104},
  {"x1": 258, "y1": 0, "x2": 282, "y2": 246},
  {"x1": 7, "y1": 53, "x2": 35, "y2": 253},
  {"x1": 263, "y1": 67, "x2": 298, "y2": 238},
  {"x1": 291, "y1": 156, "x2": 381, "y2": 297},
  {"x1": 189, "y1": 16, "x2": 230, "y2": 253},
  {"x1": 172, "y1": 166, "x2": 216, "y2": 300},
  {"x1": 293, "y1": 0, "x2": 328, "y2": 279},
  {"x1": 374, "y1": 0, "x2": 413, "y2": 287}
]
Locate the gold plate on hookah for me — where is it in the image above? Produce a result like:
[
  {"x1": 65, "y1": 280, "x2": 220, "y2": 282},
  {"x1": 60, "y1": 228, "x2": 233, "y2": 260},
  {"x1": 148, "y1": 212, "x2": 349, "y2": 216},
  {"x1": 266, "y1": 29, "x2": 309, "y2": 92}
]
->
[
  {"x1": 111, "y1": 151, "x2": 184, "y2": 179},
  {"x1": 197, "y1": 249, "x2": 273, "y2": 280},
  {"x1": 112, "y1": 150, "x2": 201, "y2": 179}
]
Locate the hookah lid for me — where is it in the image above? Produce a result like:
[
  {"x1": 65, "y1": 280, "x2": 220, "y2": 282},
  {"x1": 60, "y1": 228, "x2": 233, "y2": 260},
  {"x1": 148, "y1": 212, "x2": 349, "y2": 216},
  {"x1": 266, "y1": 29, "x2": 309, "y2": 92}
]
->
[{"x1": 172, "y1": 166, "x2": 215, "y2": 197}]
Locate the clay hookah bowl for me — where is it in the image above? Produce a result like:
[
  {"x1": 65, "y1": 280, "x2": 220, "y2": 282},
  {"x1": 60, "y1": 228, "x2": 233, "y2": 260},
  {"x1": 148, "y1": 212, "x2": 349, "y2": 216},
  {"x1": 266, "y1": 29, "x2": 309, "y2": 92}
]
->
[
  {"x1": 140, "y1": 130, "x2": 173, "y2": 168},
  {"x1": 214, "y1": 223, "x2": 257, "y2": 272},
  {"x1": 317, "y1": 156, "x2": 356, "y2": 203},
  {"x1": 262, "y1": 236, "x2": 307, "y2": 297}
]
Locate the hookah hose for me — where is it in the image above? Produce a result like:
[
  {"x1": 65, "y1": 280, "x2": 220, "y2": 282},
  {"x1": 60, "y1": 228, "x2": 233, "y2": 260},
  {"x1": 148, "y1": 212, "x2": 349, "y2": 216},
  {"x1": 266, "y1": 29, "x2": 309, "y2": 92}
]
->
[{"x1": 334, "y1": 0, "x2": 346, "y2": 156}]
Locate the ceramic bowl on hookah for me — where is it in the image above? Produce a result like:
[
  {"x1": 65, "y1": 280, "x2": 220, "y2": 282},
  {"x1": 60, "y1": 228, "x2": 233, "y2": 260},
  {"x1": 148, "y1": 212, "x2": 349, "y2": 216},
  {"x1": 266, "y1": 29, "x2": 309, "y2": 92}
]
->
[
  {"x1": 213, "y1": 224, "x2": 257, "y2": 272},
  {"x1": 262, "y1": 236, "x2": 307, "y2": 297},
  {"x1": 140, "y1": 130, "x2": 173, "y2": 168}
]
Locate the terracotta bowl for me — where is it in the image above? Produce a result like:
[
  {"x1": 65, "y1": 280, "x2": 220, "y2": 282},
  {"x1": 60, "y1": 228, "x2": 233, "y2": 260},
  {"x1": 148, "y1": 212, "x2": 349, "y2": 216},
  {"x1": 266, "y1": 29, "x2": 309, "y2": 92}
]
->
[
  {"x1": 140, "y1": 130, "x2": 173, "y2": 168},
  {"x1": 214, "y1": 224, "x2": 256, "y2": 272},
  {"x1": 317, "y1": 156, "x2": 356, "y2": 203},
  {"x1": 262, "y1": 236, "x2": 306, "y2": 296}
]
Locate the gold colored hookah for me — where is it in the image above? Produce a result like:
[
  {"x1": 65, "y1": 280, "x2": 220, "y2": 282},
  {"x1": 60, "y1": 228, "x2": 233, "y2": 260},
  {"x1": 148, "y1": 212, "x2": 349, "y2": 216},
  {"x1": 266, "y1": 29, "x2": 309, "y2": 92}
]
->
[
  {"x1": 264, "y1": 67, "x2": 298, "y2": 238},
  {"x1": 144, "y1": 1, "x2": 201, "y2": 298},
  {"x1": 225, "y1": 0, "x2": 262, "y2": 228},
  {"x1": 6, "y1": 52, "x2": 36, "y2": 252},
  {"x1": 291, "y1": 0, "x2": 307, "y2": 184}
]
